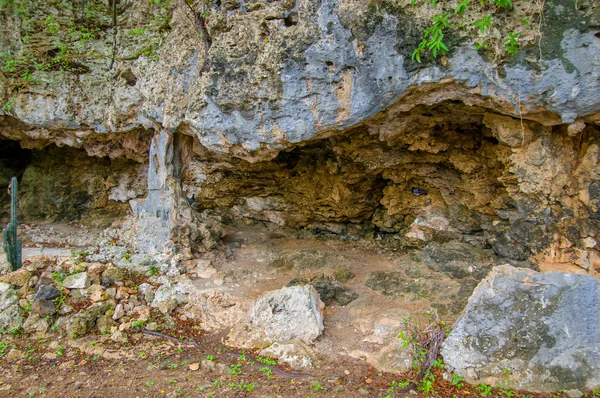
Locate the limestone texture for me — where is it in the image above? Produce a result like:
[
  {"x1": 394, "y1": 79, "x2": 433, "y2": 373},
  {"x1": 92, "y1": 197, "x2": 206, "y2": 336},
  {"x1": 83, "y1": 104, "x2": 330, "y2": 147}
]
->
[
  {"x1": 228, "y1": 285, "x2": 324, "y2": 348},
  {"x1": 441, "y1": 265, "x2": 600, "y2": 392}
]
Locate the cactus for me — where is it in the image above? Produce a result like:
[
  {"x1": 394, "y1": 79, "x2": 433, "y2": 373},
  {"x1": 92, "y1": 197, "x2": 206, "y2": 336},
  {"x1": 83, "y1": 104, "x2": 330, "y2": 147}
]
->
[{"x1": 3, "y1": 177, "x2": 22, "y2": 271}]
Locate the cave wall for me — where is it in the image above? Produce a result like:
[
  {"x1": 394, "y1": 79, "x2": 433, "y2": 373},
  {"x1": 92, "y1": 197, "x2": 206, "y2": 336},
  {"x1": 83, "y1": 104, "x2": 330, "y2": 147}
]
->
[
  {"x1": 184, "y1": 101, "x2": 600, "y2": 274},
  {"x1": 17, "y1": 145, "x2": 147, "y2": 226},
  {"x1": 0, "y1": 0, "x2": 598, "y2": 266}
]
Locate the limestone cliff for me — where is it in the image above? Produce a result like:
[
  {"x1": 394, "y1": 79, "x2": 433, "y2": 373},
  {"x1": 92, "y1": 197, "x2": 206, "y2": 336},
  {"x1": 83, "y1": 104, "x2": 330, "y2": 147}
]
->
[{"x1": 0, "y1": 0, "x2": 599, "y2": 273}]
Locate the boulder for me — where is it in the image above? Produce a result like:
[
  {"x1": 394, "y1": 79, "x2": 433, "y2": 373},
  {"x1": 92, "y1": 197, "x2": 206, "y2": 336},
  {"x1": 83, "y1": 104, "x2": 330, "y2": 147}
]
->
[
  {"x1": 0, "y1": 304, "x2": 24, "y2": 332},
  {"x1": 35, "y1": 285, "x2": 60, "y2": 301},
  {"x1": 421, "y1": 241, "x2": 492, "y2": 280},
  {"x1": 101, "y1": 267, "x2": 124, "y2": 285},
  {"x1": 228, "y1": 286, "x2": 324, "y2": 349},
  {"x1": 65, "y1": 299, "x2": 116, "y2": 338},
  {"x1": 62, "y1": 272, "x2": 92, "y2": 289},
  {"x1": 23, "y1": 314, "x2": 49, "y2": 334},
  {"x1": 0, "y1": 283, "x2": 18, "y2": 311},
  {"x1": 32, "y1": 298, "x2": 56, "y2": 316},
  {"x1": 0, "y1": 269, "x2": 32, "y2": 287},
  {"x1": 441, "y1": 265, "x2": 600, "y2": 392}
]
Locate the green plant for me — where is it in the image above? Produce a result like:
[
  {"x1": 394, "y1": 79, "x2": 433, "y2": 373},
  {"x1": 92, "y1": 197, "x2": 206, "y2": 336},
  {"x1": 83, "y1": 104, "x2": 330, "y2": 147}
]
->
[
  {"x1": 476, "y1": 383, "x2": 493, "y2": 396},
  {"x1": 311, "y1": 382, "x2": 324, "y2": 392},
  {"x1": 389, "y1": 380, "x2": 410, "y2": 392},
  {"x1": 145, "y1": 381, "x2": 154, "y2": 388},
  {"x1": 54, "y1": 345, "x2": 64, "y2": 356},
  {"x1": 0, "y1": 341, "x2": 10, "y2": 359},
  {"x1": 3, "y1": 177, "x2": 22, "y2": 271},
  {"x1": 451, "y1": 373, "x2": 464, "y2": 388},
  {"x1": 212, "y1": 380, "x2": 221, "y2": 388},
  {"x1": 242, "y1": 383, "x2": 255, "y2": 392},
  {"x1": 255, "y1": 356, "x2": 277, "y2": 365},
  {"x1": 132, "y1": 320, "x2": 145, "y2": 328},
  {"x1": 412, "y1": 12, "x2": 450, "y2": 62},
  {"x1": 206, "y1": 354, "x2": 215, "y2": 361},
  {"x1": 168, "y1": 379, "x2": 177, "y2": 384},
  {"x1": 396, "y1": 310, "x2": 447, "y2": 391},
  {"x1": 52, "y1": 293, "x2": 67, "y2": 308},
  {"x1": 148, "y1": 266, "x2": 158, "y2": 276},
  {"x1": 417, "y1": 370, "x2": 435, "y2": 394},
  {"x1": 1, "y1": 101, "x2": 12, "y2": 113},
  {"x1": 474, "y1": 15, "x2": 493, "y2": 33},
  {"x1": 504, "y1": 31, "x2": 521, "y2": 55},
  {"x1": 229, "y1": 363, "x2": 242, "y2": 375},
  {"x1": 259, "y1": 366, "x2": 273, "y2": 379},
  {"x1": 501, "y1": 388, "x2": 515, "y2": 397}
]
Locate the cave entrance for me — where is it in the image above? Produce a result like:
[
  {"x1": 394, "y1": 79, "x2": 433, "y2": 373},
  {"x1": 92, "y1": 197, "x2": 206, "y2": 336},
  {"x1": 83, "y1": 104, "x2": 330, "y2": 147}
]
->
[
  {"x1": 0, "y1": 142, "x2": 147, "y2": 227},
  {"x1": 0, "y1": 139, "x2": 32, "y2": 222}
]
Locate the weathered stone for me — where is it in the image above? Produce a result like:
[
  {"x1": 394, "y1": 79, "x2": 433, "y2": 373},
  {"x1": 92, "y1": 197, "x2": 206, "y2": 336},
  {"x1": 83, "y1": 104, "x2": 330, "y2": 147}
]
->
[
  {"x1": 32, "y1": 298, "x2": 56, "y2": 316},
  {"x1": 0, "y1": 269, "x2": 32, "y2": 287},
  {"x1": 0, "y1": 304, "x2": 23, "y2": 332},
  {"x1": 441, "y1": 265, "x2": 600, "y2": 392},
  {"x1": 287, "y1": 275, "x2": 358, "y2": 306},
  {"x1": 96, "y1": 315, "x2": 117, "y2": 333},
  {"x1": 87, "y1": 285, "x2": 109, "y2": 302},
  {"x1": 157, "y1": 298, "x2": 178, "y2": 314},
  {"x1": 0, "y1": 282, "x2": 18, "y2": 312},
  {"x1": 35, "y1": 285, "x2": 60, "y2": 301},
  {"x1": 101, "y1": 267, "x2": 125, "y2": 285},
  {"x1": 421, "y1": 241, "x2": 493, "y2": 280},
  {"x1": 112, "y1": 303, "x2": 125, "y2": 320},
  {"x1": 228, "y1": 286, "x2": 324, "y2": 348},
  {"x1": 22, "y1": 313, "x2": 49, "y2": 334},
  {"x1": 332, "y1": 269, "x2": 355, "y2": 283},
  {"x1": 62, "y1": 272, "x2": 92, "y2": 290},
  {"x1": 259, "y1": 339, "x2": 319, "y2": 369},
  {"x1": 271, "y1": 250, "x2": 341, "y2": 272},
  {"x1": 65, "y1": 299, "x2": 116, "y2": 338}
]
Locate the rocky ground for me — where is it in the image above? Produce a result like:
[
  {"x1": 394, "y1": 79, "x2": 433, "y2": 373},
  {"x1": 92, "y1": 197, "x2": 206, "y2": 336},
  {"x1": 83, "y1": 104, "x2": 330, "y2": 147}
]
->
[{"x1": 1, "y1": 222, "x2": 599, "y2": 397}]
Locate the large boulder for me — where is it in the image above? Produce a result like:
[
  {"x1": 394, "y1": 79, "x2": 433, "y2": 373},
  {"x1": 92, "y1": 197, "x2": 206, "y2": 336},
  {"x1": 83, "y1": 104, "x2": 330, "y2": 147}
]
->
[
  {"x1": 228, "y1": 286, "x2": 324, "y2": 349},
  {"x1": 441, "y1": 265, "x2": 600, "y2": 393}
]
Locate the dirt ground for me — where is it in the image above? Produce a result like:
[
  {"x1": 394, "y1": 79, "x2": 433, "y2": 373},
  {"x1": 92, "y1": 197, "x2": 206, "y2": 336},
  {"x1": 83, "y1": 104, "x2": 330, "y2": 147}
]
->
[
  {"x1": 0, "y1": 325, "x2": 580, "y2": 398},
  {"x1": 0, "y1": 223, "x2": 596, "y2": 398}
]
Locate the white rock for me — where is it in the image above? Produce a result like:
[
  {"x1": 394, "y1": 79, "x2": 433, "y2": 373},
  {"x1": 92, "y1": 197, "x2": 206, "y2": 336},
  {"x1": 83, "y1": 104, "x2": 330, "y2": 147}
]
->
[
  {"x1": 112, "y1": 303, "x2": 125, "y2": 320},
  {"x1": 228, "y1": 285, "x2": 324, "y2": 348},
  {"x1": 62, "y1": 272, "x2": 92, "y2": 289}
]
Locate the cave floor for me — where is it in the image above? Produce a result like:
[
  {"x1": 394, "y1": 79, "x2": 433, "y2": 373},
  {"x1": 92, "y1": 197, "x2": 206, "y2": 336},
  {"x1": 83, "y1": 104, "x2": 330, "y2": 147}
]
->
[{"x1": 0, "y1": 222, "x2": 587, "y2": 397}]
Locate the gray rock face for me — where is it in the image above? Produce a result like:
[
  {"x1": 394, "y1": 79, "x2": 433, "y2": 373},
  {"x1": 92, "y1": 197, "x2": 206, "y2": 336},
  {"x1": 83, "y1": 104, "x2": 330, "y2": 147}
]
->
[
  {"x1": 441, "y1": 265, "x2": 600, "y2": 392},
  {"x1": 35, "y1": 285, "x2": 60, "y2": 301},
  {"x1": 0, "y1": 282, "x2": 18, "y2": 312},
  {"x1": 32, "y1": 298, "x2": 56, "y2": 316},
  {"x1": 421, "y1": 241, "x2": 493, "y2": 280},
  {"x1": 1, "y1": 1, "x2": 598, "y2": 157},
  {"x1": 0, "y1": 304, "x2": 23, "y2": 332},
  {"x1": 228, "y1": 285, "x2": 324, "y2": 348},
  {"x1": 62, "y1": 272, "x2": 92, "y2": 290}
]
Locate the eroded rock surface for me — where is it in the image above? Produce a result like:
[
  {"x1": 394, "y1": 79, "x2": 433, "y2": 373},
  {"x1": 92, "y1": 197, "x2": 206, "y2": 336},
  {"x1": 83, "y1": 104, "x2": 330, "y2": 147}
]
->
[
  {"x1": 442, "y1": 264, "x2": 600, "y2": 392},
  {"x1": 228, "y1": 285, "x2": 324, "y2": 349}
]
